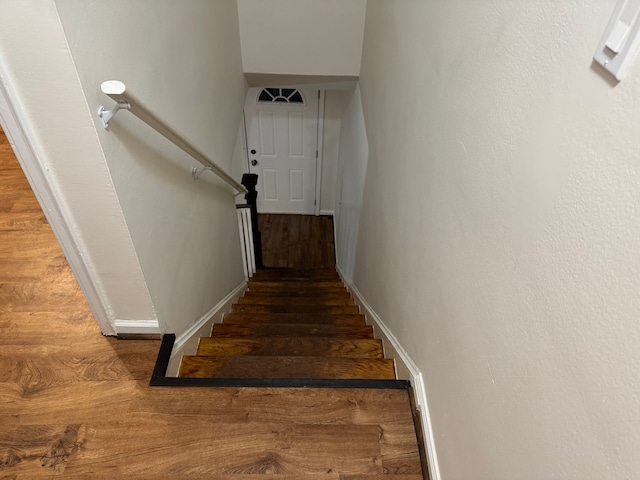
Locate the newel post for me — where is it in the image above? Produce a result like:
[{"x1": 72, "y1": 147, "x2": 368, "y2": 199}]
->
[{"x1": 241, "y1": 173, "x2": 264, "y2": 269}]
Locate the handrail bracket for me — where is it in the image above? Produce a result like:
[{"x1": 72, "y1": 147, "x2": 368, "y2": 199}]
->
[
  {"x1": 191, "y1": 166, "x2": 212, "y2": 181},
  {"x1": 98, "y1": 101, "x2": 131, "y2": 129}
]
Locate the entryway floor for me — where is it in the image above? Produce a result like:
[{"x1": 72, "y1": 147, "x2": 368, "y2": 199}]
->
[{"x1": 259, "y1": 213, "x2": 335, "y2": 268}]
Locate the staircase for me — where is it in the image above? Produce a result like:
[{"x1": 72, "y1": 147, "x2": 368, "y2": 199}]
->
[{"x1": 178, "y1": 268, "x2": 397, "y2": 381}]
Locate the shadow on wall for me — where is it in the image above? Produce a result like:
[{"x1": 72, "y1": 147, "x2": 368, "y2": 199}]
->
[
  {"x1": 336, "y1": 84, "x2": 368, "y2": 282},
  {"x1": 104, "y1": 120, "x2": 233, "y2": 197}
]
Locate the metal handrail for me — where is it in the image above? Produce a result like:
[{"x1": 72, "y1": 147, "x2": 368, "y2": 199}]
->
[{"x1": 98, "y1": 80, "x2": 247, "y2": 195}]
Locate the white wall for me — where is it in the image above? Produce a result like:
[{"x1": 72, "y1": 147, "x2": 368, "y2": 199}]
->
[
  {"x1": 54, "y1": 0, "x2": 247, "y2": 335},
  {"x1": 320, "y1": 91, "x2": 347, "y2": 213},
  {"x1": 237, "y1": 0, "x2": 366, "y2": 76},
  {"x1": 335, "y1": 85, "x2": 368, "y2": 283},
  {"x1": 339, "y1": 0, "x2": 640, "y2": 478},
  {"x1": 0, "y1": 0, "x2": 156, "y2": 334}
]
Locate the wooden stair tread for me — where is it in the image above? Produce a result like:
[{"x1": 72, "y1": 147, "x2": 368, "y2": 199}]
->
[
  {"x1": 223, "y1": 312, "x2": 366, "y2": 325},
  {"x1": 238, "y1": 295, "x2": 354, "y2": 306},
  {"x1": 196, "y1": 337, "x2": 384, "y2": 358},
  {"x1": 178, "y1": 355, "x2": 396, "y2": 380},
  {"x1": 251, "y1": 268, "x2": 339, "y2": 278},
  {"x1": 251, "y1": 267, "x2": 338, "y2": 273},
  {"x1": 246, "y1": 285, "x2": 349, "y2": 295},
  {"x1": 250, "y1": 275, "x2": 341, "y2": 282},
  {"x1": 247, "y1": 280, "x2": 344, "y2": 288},
  {"x1": 211, "y1": 323, "x2": 375, "y2": 338},
  {"x1": 231, "y1": 304, "x2": 360, "y2": 314}
]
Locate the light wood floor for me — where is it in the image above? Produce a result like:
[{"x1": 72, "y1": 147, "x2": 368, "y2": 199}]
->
[
  {"x1": 258, "y1": 213, "x2": 335, "y2": 268},
  {"x1": 0, "y1": 126, "x2": 425, "y2": 478}
]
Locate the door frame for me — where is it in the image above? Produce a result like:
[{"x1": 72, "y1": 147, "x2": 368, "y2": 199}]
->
[
  {"x1": 243, "y1": 88, "x2": 325, "y2": 216},
  {"x1": 314, "y1": 90, "x2": 325, "y2": 216}
]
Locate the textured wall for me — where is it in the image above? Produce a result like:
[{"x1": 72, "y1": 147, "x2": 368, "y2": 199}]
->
[
  {"x1": 0, "y1": 0, "x2": 156, "y2": 332},
  {"x1": 56, "y1": 0, "x2": 247, "y2": 334},
  {"x1": 237, "y1": 0, "x2": 366, "y2": 76},
  {"x1": 320, "y1": 91, "x2": 347, "y2": 213},
  {"x1": 346, "y1": 0, "x2": 640, "y2": 478},
  {"x1": 336, "y1": 85, "x2": 368, "y2": 283}
]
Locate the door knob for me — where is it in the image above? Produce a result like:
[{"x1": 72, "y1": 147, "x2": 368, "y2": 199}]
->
[{"x1": 251, "y1": 159, "x2": 258, "y2": 166}]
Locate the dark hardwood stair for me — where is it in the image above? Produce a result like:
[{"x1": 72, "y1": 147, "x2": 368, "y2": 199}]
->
[
  {"x1": 179, "y1": 356, "x2": 395, "y2": 379},
  {"x1": 237, "y1": 295, "x2": 355, "y2": 306},
  {"x1": 178, "y1": 268, "x2": 397, "y2": 382},
  {"x1": 196, "y1": 337, "x2": 384, "y2": 358},
  {"x1": 231, "y1": 304, "x2": 361, "y2": 314},
  {"x1": 223, "y1": 312, "x2": 367, "y2": 325},
  {"x1": 243, "y1": 285, "x2": 349, "y2": 295},
  {"x1": 210, "y1": 323, "x2": 376, "y2": 338}
]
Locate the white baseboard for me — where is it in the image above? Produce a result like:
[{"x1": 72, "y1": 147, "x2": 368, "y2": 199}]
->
[
  {"x1": 113, "y1": 319, "x2": 161, "y2": 335},
  {"x1": 336, "y1": 265, "x2": 441, "y2": 480},
  {"x1": 165, "y1": 281, "x2": 247, "y2": 376},
  {"x1": 319, "y1": 209, "x2": 335, "y2": 216}
]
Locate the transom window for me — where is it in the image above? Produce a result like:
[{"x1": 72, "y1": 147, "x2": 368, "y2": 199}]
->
[{"x1": 258, "y1": 88, "x2": 305, "y2": 104}]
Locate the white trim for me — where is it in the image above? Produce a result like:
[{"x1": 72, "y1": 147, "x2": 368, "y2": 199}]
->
[
  {"x1": 336, "y1": 265, "x2": 441, "y2": 480},
  {"x1": 330, "y1": 211, "x2": 338, "y2": 273},
  {"x1": 315, "y1": 90, "x2": 325, "y2": 216},
  {"x1": 165, "y1": 281, "x2": 248, "y2": 376},
  {"x1": 113, "y1": 319, "x2": 161, "y2": 335},
  {"x1": 241, "y1": 110, "x2": 250, "y2": 174},
  {"x1": 236, "y1": 209, "x2": 250, "y2": 281},
  {"x1": 0, "y1": 62, "x2": 116, "y2": 335},
  {"x1": 319, "y1": 210, "x2": 339, "y2": 265}
]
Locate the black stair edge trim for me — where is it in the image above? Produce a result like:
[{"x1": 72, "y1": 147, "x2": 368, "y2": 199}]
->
[
  {"x1": 149, "y1": 333, "x2": 410, "y2": 390},
  {"x1": 150, "y1": 333, "x2": 175, "y2": 383}
]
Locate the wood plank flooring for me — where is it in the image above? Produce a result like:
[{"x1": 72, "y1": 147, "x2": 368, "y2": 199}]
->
[
  {"x1": 258, "y1": 213, "x2": 335, "y2": 268},
  {"x1": 0, "y1": 126, "x2": 425, "y2": 478}
]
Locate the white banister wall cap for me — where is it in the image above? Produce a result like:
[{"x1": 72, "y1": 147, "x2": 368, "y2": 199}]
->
[{"x1": 101, "y1": 80, "x2": 126, "y2": 95}]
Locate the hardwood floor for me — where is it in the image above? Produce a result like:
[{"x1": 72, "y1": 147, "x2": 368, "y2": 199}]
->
[
  {"x1": 0, "y1": 126, "x2": 425, "y2": 478},
  {"x1": 258, "y1": 213, "x2": 335, "y2": 268}
]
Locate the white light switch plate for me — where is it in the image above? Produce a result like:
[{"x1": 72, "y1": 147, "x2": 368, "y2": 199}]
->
[{"x1": 594, "y1": 0, "x2": 640, "y2": 81}]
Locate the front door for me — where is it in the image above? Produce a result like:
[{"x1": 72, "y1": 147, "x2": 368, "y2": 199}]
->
[{"x1": 244, "y1": 87, "x2": 319, "y2": 214}]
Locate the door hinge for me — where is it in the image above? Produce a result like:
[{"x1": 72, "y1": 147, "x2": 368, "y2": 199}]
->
[{"x1": 316, "y1": 150, "x2": 318, "y2": 158}]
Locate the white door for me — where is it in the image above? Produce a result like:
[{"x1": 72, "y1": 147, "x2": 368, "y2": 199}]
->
[{"x1": 244, "y1": 87, "x2": 318, "y2": 214}]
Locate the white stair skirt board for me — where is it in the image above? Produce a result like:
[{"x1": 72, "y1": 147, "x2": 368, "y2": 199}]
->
[
  {"x1": 165, "y1": 282, "x2": 248, "y2": 377},
  {"x1": 113, "y1": 319, "x2": 161, "y2": 335},
  {"x1": 336, "y1": 265, "x2": 441, "y2": 480}
]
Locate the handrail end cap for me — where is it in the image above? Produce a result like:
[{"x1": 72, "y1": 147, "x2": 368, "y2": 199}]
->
[{"x1": 101, "y1": 80, "x2": 126, "y2": 95}]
